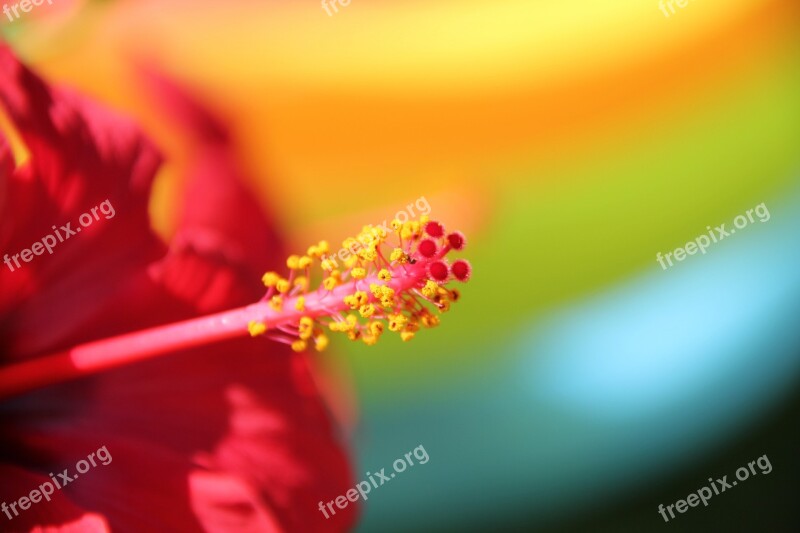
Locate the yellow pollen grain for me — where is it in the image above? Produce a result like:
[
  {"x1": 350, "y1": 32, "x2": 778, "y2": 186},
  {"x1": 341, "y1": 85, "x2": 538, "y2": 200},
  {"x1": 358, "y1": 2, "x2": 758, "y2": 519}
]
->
[
  {"x1": 291, "y1": 339, "x2": 307, "y2": 352},
  {"x1": 248, "y1": 321, "x2": 267, "y2": 337},
  {"x1": 315, "y1": 334, "x2": 329, "y2": 352},
  {"x1": 286, "y1": 255, "x2": 301, "y2": 270},
  {"x1": 262, "y1": 272, "x2": 280, "y2": 287},
  {"x1": 276, "y1": 279, "x2": 291, "y2": 294}
]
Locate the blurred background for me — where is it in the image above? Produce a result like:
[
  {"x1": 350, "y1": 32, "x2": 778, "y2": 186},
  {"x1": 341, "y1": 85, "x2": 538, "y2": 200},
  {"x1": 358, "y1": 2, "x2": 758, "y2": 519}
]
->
[{"x1": 3, "y1": 0, "x2": 799, "y2": 530}]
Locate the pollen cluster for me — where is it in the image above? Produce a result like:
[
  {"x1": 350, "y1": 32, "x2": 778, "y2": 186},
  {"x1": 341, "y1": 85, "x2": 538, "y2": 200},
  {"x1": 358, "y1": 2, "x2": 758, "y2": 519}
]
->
[{"x1": 249, "y1": 215, "x2": 471, "y2": 352}]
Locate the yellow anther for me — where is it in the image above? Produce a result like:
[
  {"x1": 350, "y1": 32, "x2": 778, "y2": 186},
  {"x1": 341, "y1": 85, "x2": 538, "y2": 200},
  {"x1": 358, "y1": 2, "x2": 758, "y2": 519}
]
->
[
  {"x1": 344, "y1": 254, "x2": 359, "y2": 269},
  {"x1": 400, "y1": 331, "x2": 415, "y2": 342},
  {"x1": 380, "y1": 287, "x2": 395, "y2": 299},
  {"x1": 420, "y1": 215, "x2": 430, "y2": 224},
  {"x1": 317, "y1": 241, "x2": 330, "y2": 255},
  {"x1": 262, "y1": 271, "x2": 280, "y2": 287},
  {"x1": 342, "y1": 237, "x2": 359, "y2": 251},
  {"x1": 298, "y1": 256, "x2": 313, "y2": 269},
  {"x1": 362, "y1": 334, "x2": 378, "y2": 346},
  {"x1": 323, "y1": 273, "x2": 341, "y2": 291},
  {"x1": 370, "y1": 283, "x2": 383, "y2": 298},
  {"x1": 315, "y1": 333, "x2": 329, "y2": 352},
  {"x1": 357, "y1": 230, "x2": 376, "y2": 248},
  {"x1": 362, "y1": 226, "x2": 385, "y2": 244},
  {"x1": 353, "y1": 291, "x2": 368, "y2": 307},
  {"x1": 321, "y1": 258, "x2": 338, "y2": 272},
  {"x1": 372, "y1": 226, "x2": 387, "y2": 239},
  {"x1": 291, "y1": 339, "x2": 307, "y2": 352},
  {"x1": 269, "y1": 295, "x2": 283, "y2": 311},
  {"x1": 369, "y1": 321, "x2": 385, "y2": 336},
  {"x1": 294, "y1": 276, "x2": 309, "y2": 291},
  {"x1": 390, "y1": 248, "x2": 408, "y2": 263},
  {"x1": 359, "y1": 303, "x2": 375, "y2": 318},
  {"x1": 347, "y1": 329, "x2": 361, "y2": 341},
  {"x1": 307, "y1": 244, "x2": 320, "y2": 258},
  {"x1": 378, "y1": 269, "x2": 392, "y2": 282},
  {"x1": 248, "y1": 321, "x2": 267, "y2": 337},
  {"x1": 343, "y1": 295, "x2": 358, "y2": 309},
  {"x1": 295, "y1": 296, "x2": 306, "y2": 311},
  {"x1": 388, "y1": 314, "x2": 408, "y2": 332},
  {"x1": 390, "y1": 219, "x2": 402, "y2": 231},
  {"x1": 343, "y1": 291, "x2": 367, "y2": 309},
  {"x1": 405, "y1": 320, "x2": 420, "y2": 333},
  {"x1": 421, "y1": 313, "x2": 440, "y2": 328},
  {"x1": 358, "y1": 248, "x2": 377, "y2": 262},
  {"x1": 438, "y1": 300, "x2": 451, "y2": 313},
  {"x1": 276, "y1": 279, "x2": 291, "y2": 294},
  {"x1": 351, "y1": 267, "x2": 366, "y2": 280},
  {"x1": 331, "y1": 316, "x2": 354, "y2": 333},
  {"x1": 378, "y1": 287, "x2": 395, "y2": 306},
  {"x1": 286, "y1": 255, "x2": 301, "y2": 270},
  {"x1": 401, "y1": 221, "x2": 420, "y2": 241},
  {"x1": 299, "y1": 316, "x2": 314, "y2": 340},
  {"x1": 422, "y1": 280, "x2": 438, "y2": 298}
]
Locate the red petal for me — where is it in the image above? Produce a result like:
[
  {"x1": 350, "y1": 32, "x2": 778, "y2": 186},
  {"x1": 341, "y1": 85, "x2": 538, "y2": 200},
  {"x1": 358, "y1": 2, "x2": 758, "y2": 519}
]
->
[
  {"x1": 0, "y1": 45, "x2": 165, "y2": 358},
  {"x1": 140, "y1": 68, "x2": 285, "y2": 312},
  {"x1": 3, "y1": 339, "x2": 357, "y2": 532},
  {"x1": 0, "y1": 464, "x2": 111, "y2": 532},
  {"x1": 1, "y1": 50, "x2": 358, "y2": 532}
]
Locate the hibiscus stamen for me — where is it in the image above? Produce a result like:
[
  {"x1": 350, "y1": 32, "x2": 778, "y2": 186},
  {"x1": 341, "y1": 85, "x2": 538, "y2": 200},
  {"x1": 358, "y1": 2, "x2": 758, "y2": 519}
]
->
[
  {"x1": 251, "y1": 217, "x2": 470, "y2": 350},
  {"x1": 0, "y1": 216, "x2": 470, "y2": 400}
]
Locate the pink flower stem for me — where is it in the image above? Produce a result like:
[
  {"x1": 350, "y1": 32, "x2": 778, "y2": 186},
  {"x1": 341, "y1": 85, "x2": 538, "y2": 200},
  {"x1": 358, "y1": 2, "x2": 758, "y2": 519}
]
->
[{"x1": 0, "y1": 264, "x2": 428, "y2": 401}]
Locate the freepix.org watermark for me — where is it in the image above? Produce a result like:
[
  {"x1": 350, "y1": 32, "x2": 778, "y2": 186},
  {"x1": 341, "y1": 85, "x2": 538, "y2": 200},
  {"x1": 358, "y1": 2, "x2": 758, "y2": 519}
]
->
[
  {"x1": 2, "y1": 0, "x2": 54, "y2": 23},
  {"x1": 2, "y1": 445, "x2": 113, "y2": 522},
  {"x1": 318, "y1": 444, "x2": 430, "y2": 519},
  {"x1": 3, "y1": 199, "x2": 116, "y2": 273},
  {"x1": 319, "y1": 196, "x2": 431, "y2": 270},
  {"x1": 657, "y1": 454, "x2": 772, "y2": 523},
  {"x1": 321, "y1": 0, "x2": 351, "y2": 16},
  {"x1": 658, "y1": 0, "x2": 695, "y2": 18},
  {"x1": 656, "y1": 202, "x2": 770, "y2": 270}
]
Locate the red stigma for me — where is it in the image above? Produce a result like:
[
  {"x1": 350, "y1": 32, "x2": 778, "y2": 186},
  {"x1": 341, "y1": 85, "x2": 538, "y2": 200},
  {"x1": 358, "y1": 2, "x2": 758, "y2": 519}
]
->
[
  {"x1": 446, "y1": 231, "x2": 466, "y2": 251},
  {"x1": 428, "y1": 260, "x2": 449, "y2": 281},
  {"x1": 451, "y1": 259, "x2": 471, "y2": 282},
  {"x1": 417, "y1": 238, "x2": 438, "y2": 258},
  {"x1": 424, "y1": 221, "x2": 445, "y2": 238}
]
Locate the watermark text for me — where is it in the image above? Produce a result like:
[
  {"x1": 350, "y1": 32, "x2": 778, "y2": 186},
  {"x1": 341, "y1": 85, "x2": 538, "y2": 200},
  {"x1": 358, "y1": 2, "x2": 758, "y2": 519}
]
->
[
  {"x1": 3, "y1": 199, "x2": 116, "y2": 273},
  {"x1": 658, "y1": 454, "x2": 772, "y2": 523},
  {"x1": 657, "y1": 202, "x2": 770, "y2": 270}
]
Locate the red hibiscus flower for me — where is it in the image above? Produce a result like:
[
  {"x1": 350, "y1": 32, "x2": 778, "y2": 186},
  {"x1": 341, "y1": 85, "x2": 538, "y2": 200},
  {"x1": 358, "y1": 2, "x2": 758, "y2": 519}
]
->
[
  {"x1": 0, "y1": 38, "x2": 472, "y2": 531},
  {"x1": 0, "y1": 45, "x2": 358, "y2": 532}
]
